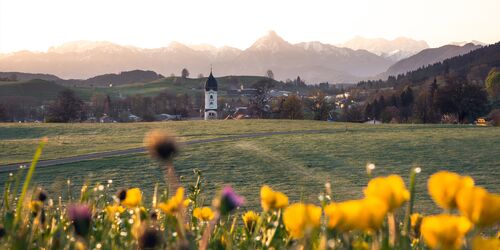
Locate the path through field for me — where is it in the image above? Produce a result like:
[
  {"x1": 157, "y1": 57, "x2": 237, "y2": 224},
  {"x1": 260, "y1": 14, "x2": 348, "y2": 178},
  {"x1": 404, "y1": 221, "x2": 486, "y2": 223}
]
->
[{"x1": 0, "y1": 129, "x2": 334, "y2": 172}]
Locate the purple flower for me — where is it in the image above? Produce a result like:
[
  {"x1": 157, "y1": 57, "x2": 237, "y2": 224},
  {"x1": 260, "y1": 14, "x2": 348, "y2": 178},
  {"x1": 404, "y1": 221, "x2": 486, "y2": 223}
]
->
[
  {"x1": 219, "y1": 186, "x2": 244, "y2": 215},
  {"x1": 68, "y1": 204, "x2": 92, "y2": 237}
]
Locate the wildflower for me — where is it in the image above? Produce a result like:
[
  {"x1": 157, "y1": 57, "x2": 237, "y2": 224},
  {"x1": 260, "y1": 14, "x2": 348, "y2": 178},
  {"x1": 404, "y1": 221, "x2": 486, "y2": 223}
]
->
[
  {"x1": 138, "y1": 227, "x2": 164, "y2": 250},
  {"x1": 472, "y1": 236, "x2": 500, "y2": 250},
  {"x1": 158, "y1": 187, "x2": 185, "y2": 215},
  {"x1": 193, "y1": 207, "x2": 215, "y2": 221},
  {"x1": 36, "y1": 190, "x2": 47, "y2": 202},
  {"x1": 145, "y1": 130, "x2": 178, "y2": 161},
  {"x1": 456, "y1": 186, "x2": 500, "y2": 227},
  {"x1": 428, "y1": 171, "x2": 474, "y2": 210},
  {"x1": 242, "y1": 211, "x2": 259, "y2": 233},
  {"x1": 421, "y1": 214, "x2": 472, "y2": 250},
  {"x1": 218, "y1": 186, "x2": 244, "y2": 215},
  {"x1": 120, "y1": 188, "x2": 142, "y2": 208},
  {"x1": 283, "y1": 203, "x2": 322, "y2": 239},
  {"x1": 324, "y1": 197, "x2": 387, "y2": 232},
  {"x1": 105, "y1": 204, "x2": 125, "y2": 222},
  {"x1": 410, "y1": 213, "x2": 423, "y2": 238},
  {"x1": 68, "y1": 204, "x2": 92, "y2": 237},
  {"x1": 30, "y1": 200, "x2": 43, "y2": 213},
  {"x1": 260, "y1": 185, "x2": 289, "y2": 212},
  {"x1": 364, "y1": 174, "x2": 409, "y2": 212}
]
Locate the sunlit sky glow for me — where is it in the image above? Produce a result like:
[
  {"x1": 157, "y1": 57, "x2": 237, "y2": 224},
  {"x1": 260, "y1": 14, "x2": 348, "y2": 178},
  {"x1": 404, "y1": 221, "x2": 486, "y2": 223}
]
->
[{"x1": 1, "y1": 0, "x2": 499, "y2": 53}]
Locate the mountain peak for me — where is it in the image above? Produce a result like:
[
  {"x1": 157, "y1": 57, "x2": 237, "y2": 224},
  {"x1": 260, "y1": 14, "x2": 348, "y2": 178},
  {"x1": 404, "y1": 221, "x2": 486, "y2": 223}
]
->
[{"x1": 249, "y1": 31, "x2": 293, "y2": 51}]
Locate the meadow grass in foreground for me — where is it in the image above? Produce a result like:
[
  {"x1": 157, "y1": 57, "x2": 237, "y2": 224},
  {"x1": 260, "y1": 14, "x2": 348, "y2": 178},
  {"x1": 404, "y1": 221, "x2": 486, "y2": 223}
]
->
[
  {"x1": 1, "y1": 123, "x2": 498, "y2": 214},
  {"x1": 0, "y1": 131, "x2": 499, "y2": 249}
]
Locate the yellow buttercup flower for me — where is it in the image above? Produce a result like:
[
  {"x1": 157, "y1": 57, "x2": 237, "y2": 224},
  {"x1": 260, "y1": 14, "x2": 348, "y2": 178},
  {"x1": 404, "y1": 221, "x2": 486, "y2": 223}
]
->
[
  {"x1": 428, "y1": 171, "x2": 474, "y2": 210},
  {"x1": 472, "y1": 236, "x2": 500, "y2": 250},
  {"x1": 260, "y1": 185, "x2": 289, "y2": 211},
  {"x1": 283, "y1": 203, "x2": 322, "y2": 239},
  {"x1": 421, "y1": 214, "x2": 472, "y2": 250},
  {"x1": 105, "y1": 204, "x2": 125, "y2": 221},
  {"x1": 158, "y1": 187, "x2": 186, "y2": 215},
  {"x1": 456, "y1": 186, "x2": 500, "y2": 227},
  {"x1": 324, "y1": 197, "x2": 388, "y2": 232},
  {"x1": 29, "y1": 200, "x2": 43, "y2": 213},
  {"x1": 193, "y1": 207, "x2": 214, "y2": 221},
  {"x1": 121, "y1": 188, "x2": 142, "y2": 208},
  {"x1": 242, "y1": 210, "x2": 259, "y2": 232},
  {"x1": 410, "y1": 213, "x2": 423, "y2": 237},
  {"x1": 364, "y1": 174, "x2": 409, "y2": 212}
]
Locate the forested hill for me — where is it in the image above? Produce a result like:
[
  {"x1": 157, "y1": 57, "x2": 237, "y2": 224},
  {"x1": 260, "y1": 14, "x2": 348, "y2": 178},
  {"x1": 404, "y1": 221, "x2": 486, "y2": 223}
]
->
[{"x1": 358, "y1": 42, "x2": 500, "y2": 89}]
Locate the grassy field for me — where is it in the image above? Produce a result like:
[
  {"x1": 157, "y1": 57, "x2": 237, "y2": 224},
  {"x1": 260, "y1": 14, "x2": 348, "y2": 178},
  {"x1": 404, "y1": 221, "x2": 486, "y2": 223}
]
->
[{"x1": 0, "y1": 120, "x2": 499, "y2": 213}]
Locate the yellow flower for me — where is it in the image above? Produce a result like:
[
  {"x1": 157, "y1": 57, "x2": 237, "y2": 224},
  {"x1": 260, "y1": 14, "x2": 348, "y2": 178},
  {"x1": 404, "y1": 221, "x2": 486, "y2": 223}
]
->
[
  {"x1": 410, "y1": 213, "x2": 423, "y2": 237},
  {"x1": 193, "y1": 207, "x2": 214, "y2": 221},
  {"x1": 158, "y1": 187, "x2": 185, "y2": 215},
  {"x1": 121, "y1": 188, "x2": 142, "y2": 208},
  {"x1": 421, "y1": 214, "x2": 472, "y2": 250},
  {"x1": 105, "y1": 204, "x2": 125, "y2": 221},
  {"x1": 242, "y1": 211, "x2": 259, "y2": 232},
  {"x1": 456, "y1": 186, "x2": 500, "y2": 227},
  {"x1": 472, "y1": 236, "x2": 500, "y2": 250},
  {"x1": 324, "y1": 197, "x2": 388, "y2": 232},
  {"x1": 283, "y1": 203, "x2": 321, "y2": 239},
  {"x1": 29, "y1": 200, "x2": 43, "y2": 213},
  {"x1": 260, "y1": 185, "x2": 289, "y2": 211},
  {"x1": 364, "y1": 174, "x2": 409, "y2": 212},
  {"x1": 428, "y1": 171, "x2": 474, "y2": 210}
]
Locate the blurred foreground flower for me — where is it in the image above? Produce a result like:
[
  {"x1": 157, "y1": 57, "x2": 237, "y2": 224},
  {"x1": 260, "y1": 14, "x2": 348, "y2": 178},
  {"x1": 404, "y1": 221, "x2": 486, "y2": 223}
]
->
[
  {"x1": 421, "y1": 214, "x2": 472, "y2": 250},
  {"x1": 472, "y1": 236, "x2": 500, "y2": 250},
  {"x1": 105, "y1": 204, "x2": 125, "y2": 222},
  {"x1": 138, "y1": 226, "x2": 164, "y2": 250},
  {"x1": 158, "y1": 187, "x2": 186, "y2": 215},
  {"x1": 283, "y1": 203, "x2": 321, "y2": 239},
  {"x1": 324, "y1": 197, "x2": 388, "y2": 232},
  {"x1": 428, "y1": 171, "x2": 474, "y2": 210},
  {"x1": 193, "y1": 207, "x2": 215, "y2": 221},
  {"x1": 260, "y1": 185, "x2": 289, "y2": 212},
  {"x1": 120, "y1": 188, "x2": 142, "y2": 208},
  {"x1": 242, "y1": 211, "x2": 259, "y2": 233},
  {"x1": 68, "y1": 204, "x2": 92, "y2": 237},
  {"x1": 364, "y1": 174, "x2": 409, "y2": 212},
  {"x1": 218, "y1": 186, "x2": 244, "y2": 215},
  {"x1": 145, "y1": 130, "x2": 178, "y2": 162},
  {"x1": 456, "y1": 186, "x2": 500, "y2": 227}
]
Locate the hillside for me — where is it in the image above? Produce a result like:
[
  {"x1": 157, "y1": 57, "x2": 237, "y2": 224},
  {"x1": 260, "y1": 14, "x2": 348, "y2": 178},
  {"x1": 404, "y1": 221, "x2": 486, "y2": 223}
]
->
[
  {"x1": 0, "y1": 79, "x2": 69, "y2": 102},
  {"x1": 0, "y1": 31, "x2": 394, "y2": 83},
  {"x1": 358, "y1": 42, "x2": 500, "y2": 88},
  {"x1": 380, "y1": 43, "x2": 482, "y2": 78}
]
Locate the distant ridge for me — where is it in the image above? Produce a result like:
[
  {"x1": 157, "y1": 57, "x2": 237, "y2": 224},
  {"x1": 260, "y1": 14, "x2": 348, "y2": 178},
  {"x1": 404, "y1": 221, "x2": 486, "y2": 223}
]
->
[{"x1": 0, "y1": 31, "x2": 395, "y2": 84}]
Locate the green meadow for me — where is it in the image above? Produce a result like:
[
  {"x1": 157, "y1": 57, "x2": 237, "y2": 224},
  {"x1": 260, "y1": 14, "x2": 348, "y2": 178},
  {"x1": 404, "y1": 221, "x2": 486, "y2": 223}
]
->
[{"x1": 0, "y1": 120, "x2": 499, "y2": 213}]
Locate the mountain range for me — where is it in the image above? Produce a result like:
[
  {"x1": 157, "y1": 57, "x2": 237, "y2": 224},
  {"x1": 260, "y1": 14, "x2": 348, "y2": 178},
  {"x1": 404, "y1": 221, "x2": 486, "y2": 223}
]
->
[{"x1": 0, "y1": 31, "x2": 488, "y2": 84}]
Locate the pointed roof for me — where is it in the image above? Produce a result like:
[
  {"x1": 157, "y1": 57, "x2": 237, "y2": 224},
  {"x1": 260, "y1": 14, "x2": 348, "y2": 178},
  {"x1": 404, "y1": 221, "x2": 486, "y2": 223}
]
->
[{"x1": 205, "y1": 70, "x2": 218, "y2": 91}]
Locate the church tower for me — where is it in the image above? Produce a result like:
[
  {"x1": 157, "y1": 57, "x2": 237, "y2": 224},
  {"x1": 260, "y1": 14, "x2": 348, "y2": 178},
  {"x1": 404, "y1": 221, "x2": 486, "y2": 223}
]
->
[{"x1": 204, "y1": 70, "x2": 218, "y2": 120}]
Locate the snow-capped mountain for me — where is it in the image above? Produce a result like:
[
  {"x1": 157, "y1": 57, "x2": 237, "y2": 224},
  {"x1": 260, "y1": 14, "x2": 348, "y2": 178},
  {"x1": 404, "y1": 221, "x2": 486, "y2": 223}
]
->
[{"x1": 341, "y1": 36, "x2": 429, "y2": 61}]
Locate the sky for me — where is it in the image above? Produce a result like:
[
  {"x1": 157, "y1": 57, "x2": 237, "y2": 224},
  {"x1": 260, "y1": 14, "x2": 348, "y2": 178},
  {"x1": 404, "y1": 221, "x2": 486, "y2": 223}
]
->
[{"x1": 1, "y1": 0, "x2": 499, "y2": 53}]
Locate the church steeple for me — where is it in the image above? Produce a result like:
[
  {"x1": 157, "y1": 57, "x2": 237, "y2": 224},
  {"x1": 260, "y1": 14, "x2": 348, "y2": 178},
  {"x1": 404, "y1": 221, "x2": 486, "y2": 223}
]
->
[{"x1": 204, "y1": 68, "x2": 218, "y2": 120}]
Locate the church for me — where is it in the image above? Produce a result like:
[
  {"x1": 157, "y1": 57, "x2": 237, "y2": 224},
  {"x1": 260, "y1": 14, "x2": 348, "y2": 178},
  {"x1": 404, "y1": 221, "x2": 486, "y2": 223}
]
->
[{"x1": 204, "y1": 70, "x2": 218, "y2": 120}]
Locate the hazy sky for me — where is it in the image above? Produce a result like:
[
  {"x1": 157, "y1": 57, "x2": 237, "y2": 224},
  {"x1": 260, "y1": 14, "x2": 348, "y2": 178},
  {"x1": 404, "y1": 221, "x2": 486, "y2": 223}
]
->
[{"x1": 1, "y1": 0, "x2": 499, "y2": 53}]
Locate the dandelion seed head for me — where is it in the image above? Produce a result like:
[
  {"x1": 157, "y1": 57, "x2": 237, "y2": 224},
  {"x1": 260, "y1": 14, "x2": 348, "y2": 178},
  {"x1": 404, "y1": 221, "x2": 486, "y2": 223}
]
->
[
  {"x1": 128, "y1": 219, "x2": 134, "y2": 224},
  {"x1": 415, "y1": 167, "x2": 422, "y2": 173},
  {"x1": 98, "y1": 185, "x2": 104, "y2": 191},
  {"x1": 107, "y1": 179, "x2": 113, "y2": 184},
  {"x1": 96, "y1": 243, "x2": 102, "y2": 249},
  {"x1": 172, "y1": 232, "x2": 178, "y2": 237}
]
